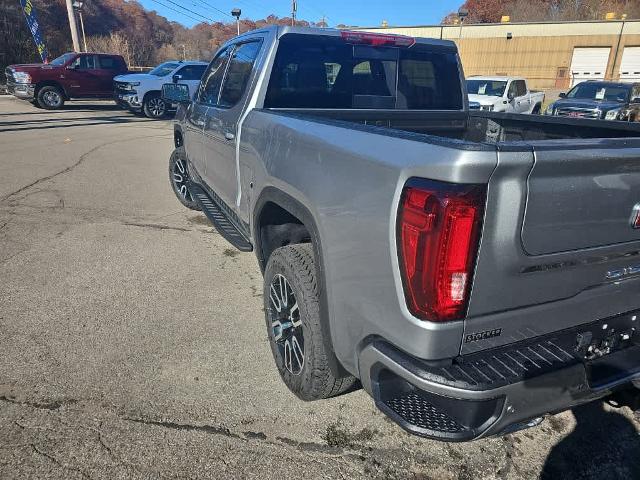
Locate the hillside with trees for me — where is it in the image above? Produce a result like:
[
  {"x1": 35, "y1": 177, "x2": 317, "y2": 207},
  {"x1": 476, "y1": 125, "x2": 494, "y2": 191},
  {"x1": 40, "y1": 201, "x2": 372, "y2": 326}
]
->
[
  {"x1": 1, "y1": 0, "x2": 318, "y2": 73},
  {"x1": 443, "y1": 0, "x2": 640, "y2": 23}
]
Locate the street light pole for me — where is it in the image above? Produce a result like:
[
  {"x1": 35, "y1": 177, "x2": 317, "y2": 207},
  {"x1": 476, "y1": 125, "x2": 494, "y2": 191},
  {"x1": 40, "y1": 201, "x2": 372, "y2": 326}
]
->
[
  {"x1": 457, "y1": 8, "x2": 468, "y2": 40},
  {"x1": 231, "y1": 8, "x2": 241, "y2": 36},
  {"x1": 64, "y1": 0, "x2": 81, "y2": 52}
]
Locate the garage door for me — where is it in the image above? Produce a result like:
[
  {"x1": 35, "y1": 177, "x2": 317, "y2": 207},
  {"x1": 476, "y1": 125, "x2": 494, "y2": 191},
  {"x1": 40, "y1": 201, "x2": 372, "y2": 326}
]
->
[
  {"x1": 619, "y1": 47, "x2": 640, "y2": 83},
  {"x1": 570, "y1": 47, "x2": 611, "y2": 87}
]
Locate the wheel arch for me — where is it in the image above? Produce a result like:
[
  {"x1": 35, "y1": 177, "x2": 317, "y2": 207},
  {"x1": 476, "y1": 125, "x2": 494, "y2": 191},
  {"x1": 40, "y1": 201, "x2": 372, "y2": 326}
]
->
[
  {"x1": 173, "y1": 125, "x2": 184, "y2": 148},
  {"x1": 142, "y1": 89, "x2": 162, "y2": 104},
  {"x1": 253, "y1": 187, "x2": 352, "y2": 378},
  {"x1": 35, "y1": 80, "x2": 69, "y2": 99}
]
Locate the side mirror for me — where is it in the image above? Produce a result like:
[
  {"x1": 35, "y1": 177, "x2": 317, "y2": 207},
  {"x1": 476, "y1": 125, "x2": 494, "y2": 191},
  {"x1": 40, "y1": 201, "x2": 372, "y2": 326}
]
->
[
  {"x1": 172, "y1": 74, "x2": 182, "y2": 84},
  {"x1": 162, "y1": 83, "x2": 190, "y2": 104},
  {"x1": 558, "y1": 92, "x2": 567, "y2": 98},
  {"x1": 507, "y1": 91, "x2": 515, "y2": 101}
]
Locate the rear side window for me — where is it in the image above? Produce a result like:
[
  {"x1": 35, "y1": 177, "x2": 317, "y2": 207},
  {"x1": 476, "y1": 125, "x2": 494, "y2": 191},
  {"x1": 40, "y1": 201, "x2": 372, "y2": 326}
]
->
[
  {"x1": 265, "y1": 34, "x2": 462, "y2": 110},
  {"x1": 98, "y1": 57, "x2": 117, "y2": 69},
  {"x1": 177, "y1": 64, "x2": 207, "y2": 81},
  {"x1": 219, "y1": 41, "x2": 262, "y2": 108}
]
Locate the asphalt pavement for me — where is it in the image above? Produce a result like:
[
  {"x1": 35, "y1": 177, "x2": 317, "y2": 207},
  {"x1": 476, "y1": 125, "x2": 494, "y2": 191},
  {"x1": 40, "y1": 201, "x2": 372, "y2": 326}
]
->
[{"x1": 1, "y1": 95, "x2": 639, "y2": 479}]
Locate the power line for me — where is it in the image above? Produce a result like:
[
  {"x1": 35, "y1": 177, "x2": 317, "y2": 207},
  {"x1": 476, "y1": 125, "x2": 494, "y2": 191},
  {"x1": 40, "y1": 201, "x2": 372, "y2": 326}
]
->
[
  {"x1": 147, "y1": 0, "x2": 208, "y2": 23},
  {"x1": 188, "y1": 0, "x2": 234, "y2": 19}
]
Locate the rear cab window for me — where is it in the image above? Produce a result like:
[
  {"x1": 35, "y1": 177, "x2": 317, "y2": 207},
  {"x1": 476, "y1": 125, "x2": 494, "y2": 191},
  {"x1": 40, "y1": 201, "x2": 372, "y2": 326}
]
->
[{"x1": 265, "y1": 33, "x2": 463, "y2": 110}]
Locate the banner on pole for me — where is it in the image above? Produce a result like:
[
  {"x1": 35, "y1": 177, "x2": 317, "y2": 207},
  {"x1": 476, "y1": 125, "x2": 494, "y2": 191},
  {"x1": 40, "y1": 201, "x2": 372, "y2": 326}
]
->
[{"x1": 19, "y1": 0, "x2": 49, "y2": 63}]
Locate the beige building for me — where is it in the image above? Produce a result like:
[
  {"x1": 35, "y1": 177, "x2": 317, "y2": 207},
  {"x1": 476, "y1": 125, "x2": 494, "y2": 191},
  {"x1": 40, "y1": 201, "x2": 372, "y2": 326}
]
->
[{"x1": 360, "y1": 20, "x2": 640, "y2": 90}]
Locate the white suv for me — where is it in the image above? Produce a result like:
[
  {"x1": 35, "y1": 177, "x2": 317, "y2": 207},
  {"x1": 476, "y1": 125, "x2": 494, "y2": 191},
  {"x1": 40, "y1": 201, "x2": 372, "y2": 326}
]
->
[{"x1": 114, "y1": 61, "x2": 207, "y2": 118}]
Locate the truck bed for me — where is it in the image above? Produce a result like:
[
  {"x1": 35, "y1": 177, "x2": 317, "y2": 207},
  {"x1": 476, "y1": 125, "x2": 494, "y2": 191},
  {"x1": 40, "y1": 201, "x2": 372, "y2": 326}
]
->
[
  {"x1": 265, "y1": 108, "x2": 640, "y2": 143},
  {"x1": 249, "y1": 107, "x2": 640, "y2": 358}
]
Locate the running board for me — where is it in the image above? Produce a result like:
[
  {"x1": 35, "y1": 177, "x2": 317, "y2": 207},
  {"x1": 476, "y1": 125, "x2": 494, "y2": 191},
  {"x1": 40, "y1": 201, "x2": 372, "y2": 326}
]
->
[{"x1": 188, "y1": 183, "x2": 253, "y2": 252}]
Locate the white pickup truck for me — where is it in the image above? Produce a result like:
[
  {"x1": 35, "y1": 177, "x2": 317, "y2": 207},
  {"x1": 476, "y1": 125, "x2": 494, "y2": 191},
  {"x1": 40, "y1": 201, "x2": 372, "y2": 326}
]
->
[
  {"x1": 467, "y1": 76, "x2": 544, "y2": 114},
  {"x1": 114, "y1": 61, "x2": 208, "y2": 118}
]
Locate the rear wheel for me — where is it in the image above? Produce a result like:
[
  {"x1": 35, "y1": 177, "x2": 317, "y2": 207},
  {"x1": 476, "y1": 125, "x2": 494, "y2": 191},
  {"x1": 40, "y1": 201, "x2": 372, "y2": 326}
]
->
[
  {"x1": 143, "y1": 92, "x2": 167, "y2": 119},
  {"x1": 36, "y1": 86, "x2": 64, "y2": 110},
  {"x1": 264, "y1": 243, "x2": 357, "y2": 401},
  {"x1": 531, "y1": 103, "x2": 542, "y2": 114},
  {"x1": 169, "y1": 146, "x2": 200, "y2": 211}
]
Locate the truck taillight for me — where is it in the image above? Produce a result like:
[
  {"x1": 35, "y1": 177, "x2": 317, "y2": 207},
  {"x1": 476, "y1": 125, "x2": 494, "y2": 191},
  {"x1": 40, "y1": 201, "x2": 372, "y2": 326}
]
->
[{"x1": 397, "y1": 180, "x2": 486, "y2": 322}]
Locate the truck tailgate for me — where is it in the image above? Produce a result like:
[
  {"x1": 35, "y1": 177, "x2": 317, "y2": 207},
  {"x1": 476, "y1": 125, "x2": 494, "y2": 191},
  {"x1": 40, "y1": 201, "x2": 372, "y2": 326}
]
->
[
  {"x1": 522, "y1": 142, "x2": 640, "y2": 255},
  {"x1": 463, "y1": 138, "x2": 640, "y2": 354}
]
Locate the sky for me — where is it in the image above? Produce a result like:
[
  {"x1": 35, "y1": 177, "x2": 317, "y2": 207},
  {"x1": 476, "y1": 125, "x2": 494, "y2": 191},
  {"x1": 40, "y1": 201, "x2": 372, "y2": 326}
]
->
[{"x1": 136, "y1": 0, "x2": 463, "y2": 28}]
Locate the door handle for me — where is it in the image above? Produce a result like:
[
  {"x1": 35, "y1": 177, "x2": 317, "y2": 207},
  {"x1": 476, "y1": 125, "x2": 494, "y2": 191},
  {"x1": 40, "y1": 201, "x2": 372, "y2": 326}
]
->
[{"x1": 224, "y1": 132, "x2": 235, "y2": 141}]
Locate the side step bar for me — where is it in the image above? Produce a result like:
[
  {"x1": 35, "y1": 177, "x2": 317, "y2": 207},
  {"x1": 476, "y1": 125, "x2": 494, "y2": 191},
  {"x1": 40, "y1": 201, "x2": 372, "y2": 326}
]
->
[{"x1": 188, "y1": 183, "x2": 253, "y2": 252}]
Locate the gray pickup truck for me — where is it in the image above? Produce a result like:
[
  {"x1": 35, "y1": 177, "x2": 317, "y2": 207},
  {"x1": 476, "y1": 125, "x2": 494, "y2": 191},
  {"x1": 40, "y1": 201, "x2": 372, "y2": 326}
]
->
[{"x1": 162, "y1": 26, "x2": 640, "y2": 442}]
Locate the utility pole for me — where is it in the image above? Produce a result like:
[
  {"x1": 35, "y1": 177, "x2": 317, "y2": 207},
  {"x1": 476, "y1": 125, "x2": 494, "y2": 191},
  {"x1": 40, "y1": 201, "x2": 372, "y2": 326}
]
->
[
  {"x1": 291, "y1": 0, "x2": 297, "y2": 26},
  {"x1": 65, "y1": 0, "x2": 81, "y2": 52}
]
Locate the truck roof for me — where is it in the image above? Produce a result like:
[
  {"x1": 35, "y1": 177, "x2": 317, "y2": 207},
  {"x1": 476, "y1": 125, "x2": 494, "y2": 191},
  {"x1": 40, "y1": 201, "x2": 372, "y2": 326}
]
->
[{"x1": 227, "y1": 25, "x2": 458, "y2": 50}]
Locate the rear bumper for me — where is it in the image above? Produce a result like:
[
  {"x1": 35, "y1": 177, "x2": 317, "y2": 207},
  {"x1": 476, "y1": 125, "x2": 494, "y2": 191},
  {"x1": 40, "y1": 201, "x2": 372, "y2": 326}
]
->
[
  {"x1": 359, "y1": 313, "x2": 640, "y2": 441},
  {"x1": 7, "y1": 82, "x2": 35, "y2": 100}
]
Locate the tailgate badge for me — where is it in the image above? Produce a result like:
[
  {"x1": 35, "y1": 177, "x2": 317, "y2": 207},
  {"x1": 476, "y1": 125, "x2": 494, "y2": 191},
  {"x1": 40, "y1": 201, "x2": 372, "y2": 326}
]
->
[{"x1": 632, "y1": 203, "x2": 640, "y2": 229}]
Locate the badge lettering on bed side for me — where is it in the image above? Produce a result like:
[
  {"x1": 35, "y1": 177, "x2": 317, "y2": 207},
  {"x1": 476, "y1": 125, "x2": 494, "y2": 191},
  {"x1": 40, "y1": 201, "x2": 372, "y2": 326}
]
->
[{"x1": 465, "y1": 328, "x2": 502, "y2": 343}]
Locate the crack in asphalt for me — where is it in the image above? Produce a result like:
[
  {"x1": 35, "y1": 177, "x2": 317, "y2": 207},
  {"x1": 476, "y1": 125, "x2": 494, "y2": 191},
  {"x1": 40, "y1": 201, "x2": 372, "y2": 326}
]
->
[
  {"x1": 123, "y1": 222, "x2": 192, "y2": 233},
  {"x1": 31, "y1": 444, "x2": 92, "y2": 479},
  {"x1": 1, "y1": 134, "x2": 167, "y2": 204},
  {"x1": 0, "y1": 395, "x2": 77, "y2": 411},
  {"x1": 125, "y1": 417, "x2": 243, "y2": 439}
]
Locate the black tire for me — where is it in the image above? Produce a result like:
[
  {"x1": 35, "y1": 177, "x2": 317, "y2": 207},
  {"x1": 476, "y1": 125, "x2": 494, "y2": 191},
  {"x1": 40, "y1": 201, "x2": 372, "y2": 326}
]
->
[
  {"x1": 36, "y1": 85, "x2": 65, "y2": 110},
  {"x1": 531, "y1": 104, "x2": 542, "y2": 114},
  {"x1": 169, "y1": 146, "x2": 201, "y2": 211},
  {"x1": 143, "y1": 92, "x2": 167, "y2": 119},
  {"x1": 264, "y1": 243, "x2": 357, "y2": 401}
]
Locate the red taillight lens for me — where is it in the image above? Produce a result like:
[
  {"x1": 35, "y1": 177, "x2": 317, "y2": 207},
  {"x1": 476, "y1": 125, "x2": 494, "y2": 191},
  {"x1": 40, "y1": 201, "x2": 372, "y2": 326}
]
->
[
  {"x1": 397, "y1": 181, "x2": 486, "y2": 322},
  {"x1": 340, "y1": 31, "x2": 416, "y2": 48}
]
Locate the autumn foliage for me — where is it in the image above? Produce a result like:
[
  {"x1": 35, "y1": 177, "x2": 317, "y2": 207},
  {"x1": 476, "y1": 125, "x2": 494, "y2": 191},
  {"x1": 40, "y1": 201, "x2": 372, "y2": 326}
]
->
[
  {"x1": 443, "y1": 0, "x2": 640, "y2": 24},
  {"x1": 1, "y1": 0, "x2": 316, "y2": 73}
]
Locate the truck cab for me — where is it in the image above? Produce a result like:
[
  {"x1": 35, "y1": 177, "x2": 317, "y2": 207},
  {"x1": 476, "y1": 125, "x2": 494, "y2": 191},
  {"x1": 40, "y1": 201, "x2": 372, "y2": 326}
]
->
[
  {"x1": 467, "y1": 75, "x2": 544, "y2": 113},
  {"x1": 5, "y1": 52, "x2": 127, "y2": 109}
]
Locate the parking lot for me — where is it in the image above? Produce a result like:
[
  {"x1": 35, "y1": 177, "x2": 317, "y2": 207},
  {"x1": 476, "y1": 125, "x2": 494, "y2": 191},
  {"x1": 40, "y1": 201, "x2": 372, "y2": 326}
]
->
[{"x1": 0, "y1": 95, "x2": 639, "y2": 479}]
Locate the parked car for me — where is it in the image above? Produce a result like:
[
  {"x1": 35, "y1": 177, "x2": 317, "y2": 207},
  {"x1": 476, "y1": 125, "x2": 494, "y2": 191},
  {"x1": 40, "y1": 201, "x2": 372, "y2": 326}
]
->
[
  {"x1": 113, "y1": 61, "x2": 207, "y2": 118},
  {"x1": 545, "y1": 81, "x2": 640, "y2": 120},
  {"x1": 5, "y1": 52, "x2": 127, "y2": 109},
  {"x1": 467, "y1": 75, "x2": 544, "y2": 113},
  {"x1": 163, "y1": 26, "x2": 640, "y2": 441}
]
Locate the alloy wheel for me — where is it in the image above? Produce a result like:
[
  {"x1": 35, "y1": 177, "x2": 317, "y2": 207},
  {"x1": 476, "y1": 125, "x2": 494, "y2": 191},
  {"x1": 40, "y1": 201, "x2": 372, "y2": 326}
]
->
[
  {"x1": 147, "y1": 97, "x2": 166, "y2": 117},
  {"x1": 172, "y1": 157, "x2": 193, "y2": 202},
  {"x1": 269, "y1": 273, "x2": 304, "y2": 375},
  {"x1": 43, "y1": 90, "x2": 61, "y2": 108}
]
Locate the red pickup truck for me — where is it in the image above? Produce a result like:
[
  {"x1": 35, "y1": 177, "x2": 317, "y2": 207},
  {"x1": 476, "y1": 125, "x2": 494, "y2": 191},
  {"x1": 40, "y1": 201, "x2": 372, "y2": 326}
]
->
[{"x1": 5, "y1": 52, "x2": 127, "y2": 109}]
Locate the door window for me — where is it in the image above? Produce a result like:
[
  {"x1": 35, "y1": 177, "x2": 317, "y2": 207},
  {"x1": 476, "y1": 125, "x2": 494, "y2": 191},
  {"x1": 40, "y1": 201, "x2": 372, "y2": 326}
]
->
[
  {"x1": 507, "y1": 81, "x2": 518, "y2": 98},
  {"x1": 515, "y1": 80, "x2": 527, "y2": 96},
  {"x1": 98, "y1": 57, "x2": 118, "y2": 69},
  {"x1": 218, "y1": 41, "x2": 263, "y2": 108},
  {"x1": 632, "y1": 85, "x2": 640, "y2": 102},
  {"x1": 198, "y1": 48, "x2": 231, "y2": 106},
  {"x1": 72, "y1": 55, "x2": 97, "y2": 70},
  {"x1": 176, "y1": 64, "x2": 207, "y2": 81}
]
